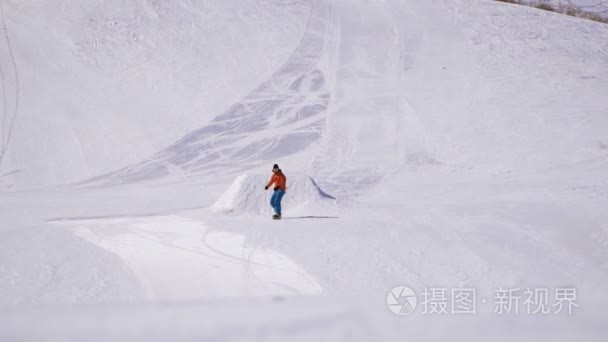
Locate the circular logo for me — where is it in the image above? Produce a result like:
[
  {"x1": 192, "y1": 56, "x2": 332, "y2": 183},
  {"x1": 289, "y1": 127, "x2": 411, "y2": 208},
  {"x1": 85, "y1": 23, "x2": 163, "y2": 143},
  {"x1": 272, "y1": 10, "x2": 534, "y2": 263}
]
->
[{"x1": 387, "y1": 285, "x2": 417, "y2": 315}]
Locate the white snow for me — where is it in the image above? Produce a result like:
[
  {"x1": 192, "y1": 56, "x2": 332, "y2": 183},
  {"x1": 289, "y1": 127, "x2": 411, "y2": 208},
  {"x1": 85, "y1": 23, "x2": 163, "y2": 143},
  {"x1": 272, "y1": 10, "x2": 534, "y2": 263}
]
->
[
  {"x1": 1, "y1": 0, "x2": 608, "y2": 340},
  {"x1": 53, "y1": 215, "x2": 323, "y2": 299},
  {"x1": 0, "y1": 0, "x2": 310, "y2": 188}
]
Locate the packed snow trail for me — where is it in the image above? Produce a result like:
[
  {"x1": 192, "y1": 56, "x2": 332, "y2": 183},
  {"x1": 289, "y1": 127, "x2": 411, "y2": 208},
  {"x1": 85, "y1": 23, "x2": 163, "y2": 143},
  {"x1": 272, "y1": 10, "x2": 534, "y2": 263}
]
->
[
  {"x1": 52, "y1": 215, "x2": 322, "y2": 299},
  {"x1": 0, "y1": 0, "x2": 310, "y2": 189},
  {"x1": 86, "y1": 0, "x2": 332, "y2": 186},
  {"x1": 0, "y1": 0, "x2": 19, "y2": 172}
]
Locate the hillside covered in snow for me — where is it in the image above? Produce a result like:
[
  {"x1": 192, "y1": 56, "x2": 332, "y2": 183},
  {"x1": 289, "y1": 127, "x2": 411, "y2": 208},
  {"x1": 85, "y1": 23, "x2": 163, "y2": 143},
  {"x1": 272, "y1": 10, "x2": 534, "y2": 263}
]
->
[
  {"x1": 1, "y1": 0, "x2": 608, "y2": 340},
  {"x1": 510, "y1": 0, "x2": 608, "y2": 22}
]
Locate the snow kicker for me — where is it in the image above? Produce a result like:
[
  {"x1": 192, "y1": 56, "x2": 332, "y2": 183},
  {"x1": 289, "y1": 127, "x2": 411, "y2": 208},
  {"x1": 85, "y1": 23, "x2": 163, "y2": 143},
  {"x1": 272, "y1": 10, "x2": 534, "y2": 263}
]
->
[{"x1": 211, "y1": 174, "x2": 335, "y2": 215}]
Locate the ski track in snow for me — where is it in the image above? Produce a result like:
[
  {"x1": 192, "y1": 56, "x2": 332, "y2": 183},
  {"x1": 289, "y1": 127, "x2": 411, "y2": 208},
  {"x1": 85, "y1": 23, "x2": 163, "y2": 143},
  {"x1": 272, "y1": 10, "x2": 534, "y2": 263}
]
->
[
  {"x1": 0, "y1": 0, "x2": 19, "y2": 173},
  {"x1": 51, "y1": 215, "x2": 323, "y2": 299},
  {"x1": 87, "y1": 0, "x2": 332, "y2": 186}
]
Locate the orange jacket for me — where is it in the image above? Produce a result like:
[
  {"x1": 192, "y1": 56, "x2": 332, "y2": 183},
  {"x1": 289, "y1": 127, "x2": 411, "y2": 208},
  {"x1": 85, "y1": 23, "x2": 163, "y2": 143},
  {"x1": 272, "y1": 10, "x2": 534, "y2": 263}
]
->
[{"x1": 266, "y1": 170, "x2": 287, "y2": 191}]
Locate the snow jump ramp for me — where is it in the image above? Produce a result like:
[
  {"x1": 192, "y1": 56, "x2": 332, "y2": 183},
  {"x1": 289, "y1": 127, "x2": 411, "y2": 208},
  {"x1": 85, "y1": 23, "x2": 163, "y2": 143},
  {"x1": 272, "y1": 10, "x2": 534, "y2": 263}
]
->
[{"x1": 211, "y1": 174, "x2": 335, "y2": 215}]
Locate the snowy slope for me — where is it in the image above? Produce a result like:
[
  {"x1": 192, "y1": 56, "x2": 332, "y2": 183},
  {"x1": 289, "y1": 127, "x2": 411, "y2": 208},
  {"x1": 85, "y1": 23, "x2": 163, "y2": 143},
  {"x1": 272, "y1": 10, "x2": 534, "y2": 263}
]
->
[
  {"x1": 1, "y1": 0, "x2": 608, "y2": 341},
  {"x1": 0, "y1": 0, "x2": 310, "y2": 188},
  {"x1": 529, "y1": 0, "x2": 608, "y2": 14}
]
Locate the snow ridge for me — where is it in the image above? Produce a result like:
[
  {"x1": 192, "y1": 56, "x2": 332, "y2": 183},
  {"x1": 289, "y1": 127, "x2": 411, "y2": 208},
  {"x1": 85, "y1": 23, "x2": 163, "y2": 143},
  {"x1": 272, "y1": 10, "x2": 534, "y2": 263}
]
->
[{"x1": 211, "y1": 174, "x2": 335, "y2": 215}]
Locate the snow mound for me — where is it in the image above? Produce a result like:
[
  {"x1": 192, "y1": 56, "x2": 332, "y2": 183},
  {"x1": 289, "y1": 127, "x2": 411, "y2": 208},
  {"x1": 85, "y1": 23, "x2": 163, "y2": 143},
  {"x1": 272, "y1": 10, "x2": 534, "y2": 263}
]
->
[{"x1": 211, "y1": 174, "x2": 335, "y2": 214}]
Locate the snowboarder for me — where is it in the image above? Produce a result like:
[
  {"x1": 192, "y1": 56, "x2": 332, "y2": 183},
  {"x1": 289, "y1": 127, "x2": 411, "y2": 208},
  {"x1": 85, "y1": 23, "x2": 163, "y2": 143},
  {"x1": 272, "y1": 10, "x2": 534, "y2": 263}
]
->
[{"x1": 265, "y1": 164, "x2": 286, "y2": 219}]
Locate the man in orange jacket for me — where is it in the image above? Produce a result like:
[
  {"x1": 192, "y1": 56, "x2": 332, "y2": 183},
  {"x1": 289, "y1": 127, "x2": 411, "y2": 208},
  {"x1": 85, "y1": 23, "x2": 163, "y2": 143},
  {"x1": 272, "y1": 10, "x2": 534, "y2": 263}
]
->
[{"x1": 265, "y1": 164, "x2": 287, "y2": 219}]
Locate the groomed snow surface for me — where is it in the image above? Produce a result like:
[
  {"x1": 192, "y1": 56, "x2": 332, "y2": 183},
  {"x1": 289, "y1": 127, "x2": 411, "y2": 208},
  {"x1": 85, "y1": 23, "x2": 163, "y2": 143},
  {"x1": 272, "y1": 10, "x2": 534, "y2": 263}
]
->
[{"x1": 1, "y1": 0, "x2": 608, "y2": 341}]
